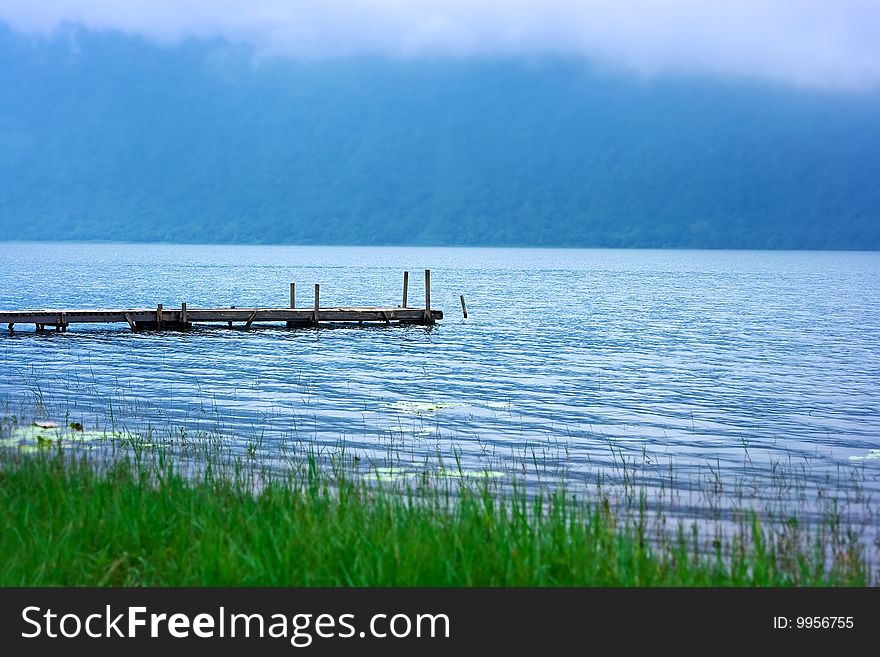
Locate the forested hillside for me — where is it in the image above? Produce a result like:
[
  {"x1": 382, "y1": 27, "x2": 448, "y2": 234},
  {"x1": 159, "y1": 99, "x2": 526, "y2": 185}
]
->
[{"x1": 1, "y1": 28, "x2": 878, "y2": 249}]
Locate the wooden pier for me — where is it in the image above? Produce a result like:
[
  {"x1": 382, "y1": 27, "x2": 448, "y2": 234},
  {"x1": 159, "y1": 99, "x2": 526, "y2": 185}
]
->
[{"x1": 1, "y1": 270, "x2": 443, "y2": 333}]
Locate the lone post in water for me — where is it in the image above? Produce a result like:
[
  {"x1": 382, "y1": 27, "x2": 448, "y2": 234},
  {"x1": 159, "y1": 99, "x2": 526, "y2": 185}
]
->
[{"x1": 460, "y1": 294, "x2": 468, "y2": 319}]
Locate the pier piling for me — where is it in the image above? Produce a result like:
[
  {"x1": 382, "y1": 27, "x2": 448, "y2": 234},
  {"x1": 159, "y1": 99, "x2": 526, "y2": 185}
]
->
[
  {"x1": 424, "y1": 269, "x2": 433, "y2": 325},
  {"x1": 314, "y1": 284, "x2": 320, "y2": 328},
  {"x1": 402, "y1": 271, "x2": 409, "y2": 308}
]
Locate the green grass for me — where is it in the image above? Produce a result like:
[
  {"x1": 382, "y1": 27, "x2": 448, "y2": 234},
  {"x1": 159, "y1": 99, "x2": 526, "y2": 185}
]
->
[{"x1": 0, "y1": 446, "x2": 872, "y2": 586}]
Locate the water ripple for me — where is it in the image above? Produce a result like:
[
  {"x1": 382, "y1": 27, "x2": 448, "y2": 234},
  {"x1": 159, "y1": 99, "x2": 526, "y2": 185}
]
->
[{"x1": 2, "y1": 243, "x2": 879, "y2": 504}]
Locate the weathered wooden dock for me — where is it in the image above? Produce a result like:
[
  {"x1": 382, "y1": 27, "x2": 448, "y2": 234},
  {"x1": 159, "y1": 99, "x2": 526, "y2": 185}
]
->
[{"x1": 1, "y1": 270, "x2": 443, "y2": 332}]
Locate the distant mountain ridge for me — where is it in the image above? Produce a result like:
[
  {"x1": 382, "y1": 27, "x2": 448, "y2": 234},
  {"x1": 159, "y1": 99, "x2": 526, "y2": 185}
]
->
[{"x1": 1, "y1": 27, "x2": 879, "y2": 249}]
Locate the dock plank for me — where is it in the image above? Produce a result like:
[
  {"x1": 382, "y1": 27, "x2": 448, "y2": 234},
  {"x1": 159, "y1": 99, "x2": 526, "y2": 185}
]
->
[{"x1": 0, "y1": 306, "x2": 443, "y2": 330}]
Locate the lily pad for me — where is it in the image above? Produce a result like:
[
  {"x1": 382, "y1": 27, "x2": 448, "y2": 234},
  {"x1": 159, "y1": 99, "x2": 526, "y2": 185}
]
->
[
  {"x1": 849, "y1": 449, "x2": 880, "y2": 461},
  {"x1": 386, "y1": 426, "x2": 439, "y2": 437},
  {"x1": 12, "y1": 426, "x2": 64, "y2": 443},
  {"x1": 9, "y1": 426, "x2": 117, "y2": 446},
  {"x1": 363, "y1": 467, "x2": 418, "y2": 483},
  {"x1": 386, "y1": 401, "x2": 465, "y2": 414},
  {"x1": 66, "y1": 430, "x2": 114, "y2": 443},
  {"x1": 435, "y1": 468, "x2": 505, "y2": 479}
]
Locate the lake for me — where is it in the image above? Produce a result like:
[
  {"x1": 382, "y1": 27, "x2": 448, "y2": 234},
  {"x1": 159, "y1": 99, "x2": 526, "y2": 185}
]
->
[{"x1": 1, "y1": 242, "x2": 879, "y2": 518}]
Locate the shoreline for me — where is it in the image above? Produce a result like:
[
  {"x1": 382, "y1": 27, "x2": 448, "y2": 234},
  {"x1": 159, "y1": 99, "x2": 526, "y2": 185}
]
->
[{"x1": 1, "y1": 416, "x2": 875, "y2": 586}]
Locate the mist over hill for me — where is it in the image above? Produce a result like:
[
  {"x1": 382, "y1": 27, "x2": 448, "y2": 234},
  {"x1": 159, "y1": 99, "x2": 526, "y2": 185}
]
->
[{"x1": 1, "y1": 28, "x2": 878, "y2": 249}]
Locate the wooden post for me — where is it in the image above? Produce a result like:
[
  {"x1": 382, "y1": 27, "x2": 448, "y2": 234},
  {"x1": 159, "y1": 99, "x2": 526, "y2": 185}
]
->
[
  {"x1": 460, "y1": 294, "x2": 468, "y2": 319},
  {"x1": 181, "y1": 302, "x2": 187, "y2": 325},
  {"x1": 402, "y1": 271, "x2": 409, "y2": 308},
  {"x1": 156, "y1": 304, "x2": 163, "y2": 331},
  {"x1": 314, "y1": 284, "x2": 320, "y2": 327},
  {"x1": 287, "y1": 282, "x2": 297, "y2": 328},
  {"x1": 424, "y1": 269, "x2": 433, "y2": 324}
]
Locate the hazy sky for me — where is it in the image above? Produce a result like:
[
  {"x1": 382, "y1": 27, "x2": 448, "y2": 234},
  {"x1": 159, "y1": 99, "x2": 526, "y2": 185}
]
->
[{"x1": 2, "y1": 1, "x2": 879, "y2": 90}]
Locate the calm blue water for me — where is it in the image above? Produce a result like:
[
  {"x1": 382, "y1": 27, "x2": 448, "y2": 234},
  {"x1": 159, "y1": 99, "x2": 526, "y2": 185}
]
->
[{"x1": 1, "y1": 242, "x2": 879, "y2": 507}]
